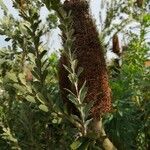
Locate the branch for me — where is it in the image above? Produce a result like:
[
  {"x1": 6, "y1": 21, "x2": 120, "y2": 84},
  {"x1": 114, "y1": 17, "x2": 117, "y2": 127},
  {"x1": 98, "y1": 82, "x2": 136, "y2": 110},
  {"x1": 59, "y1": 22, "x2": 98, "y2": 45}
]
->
[{"x1": 92, "y1": 118, "x2": 117, "y2": 150}]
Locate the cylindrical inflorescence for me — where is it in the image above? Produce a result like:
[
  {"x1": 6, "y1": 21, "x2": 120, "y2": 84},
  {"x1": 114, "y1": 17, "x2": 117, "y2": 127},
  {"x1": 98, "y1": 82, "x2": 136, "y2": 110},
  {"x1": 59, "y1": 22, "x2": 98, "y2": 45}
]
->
[
  {"x1": 112, "y1": 34, "x2": 121, "y2": 76},
  {"x1": 58, "y1": 0, "x2": 111, "y2": 118},
  {"x1": 112, "y1": 34, "x2": 121, "y2": 57}
]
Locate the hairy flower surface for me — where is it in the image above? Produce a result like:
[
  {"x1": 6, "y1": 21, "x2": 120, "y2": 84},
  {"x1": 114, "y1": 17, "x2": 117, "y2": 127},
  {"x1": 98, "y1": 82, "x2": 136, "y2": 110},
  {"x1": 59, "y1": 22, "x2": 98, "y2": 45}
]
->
[{"x1": 59, "y1": 0, "x2": 111, "y2": 118}]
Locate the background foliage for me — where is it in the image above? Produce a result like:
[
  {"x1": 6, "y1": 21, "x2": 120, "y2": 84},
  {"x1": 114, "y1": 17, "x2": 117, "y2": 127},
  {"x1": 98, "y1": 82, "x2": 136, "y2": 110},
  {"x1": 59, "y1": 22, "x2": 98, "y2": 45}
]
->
[{"x1": 0, "y1": 0, "x2": 149, "y2": 149}]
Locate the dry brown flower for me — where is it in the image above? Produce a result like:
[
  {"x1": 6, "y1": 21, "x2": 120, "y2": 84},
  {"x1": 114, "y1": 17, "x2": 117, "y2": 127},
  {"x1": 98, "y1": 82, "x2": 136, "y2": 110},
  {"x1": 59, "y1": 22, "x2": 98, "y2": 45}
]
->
[{"x1": 58, "y1": 0, "x2": 112, "y2": 118}]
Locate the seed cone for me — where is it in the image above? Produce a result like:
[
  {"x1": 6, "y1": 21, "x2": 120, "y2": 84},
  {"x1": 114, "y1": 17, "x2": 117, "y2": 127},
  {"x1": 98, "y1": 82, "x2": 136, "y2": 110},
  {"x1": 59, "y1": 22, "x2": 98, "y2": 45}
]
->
[
  {"x1": 59, "y1": 0, "x2": 111, "y2": 118},
  {"x1": 111, "y1": 34, "x2": 121, "y2": 77},
  {"x1": 112, "y1": 34, "x2": 121, "y2": 57}
]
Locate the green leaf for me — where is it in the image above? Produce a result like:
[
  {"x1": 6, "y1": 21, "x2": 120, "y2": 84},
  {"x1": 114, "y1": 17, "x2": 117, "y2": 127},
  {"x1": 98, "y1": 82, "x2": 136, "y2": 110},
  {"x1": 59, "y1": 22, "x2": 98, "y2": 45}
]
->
[
  {"x1": 7, "y1": 72, "x2": 18, "y2": 82},
  {"x1": 78, "y1": 140, "x2": 90, "y2": 150},
  {"x1": 68, "y1": 74, "x2": 78, "y2": 84},
  {"x1": 66, "y1": 29, "x2": 74, "y2": 38},
  {"x1": 52, "y1": 119, "x2": 58, "y2": 124},
  {"x1": 35, "y1": 59, "x2": 41, "y2": 68},
  {"x1": 65, "y1": 39, "x2": 73, "y2": 48},
  {"x1": 26, "y1": 95, "x2": 36, "y2": 103},
  {"x1": 42, "y1": 70, "x2": 48, "y2": 81},
  {"x1": 82, "y1": 102, "x2": 93, "y2": 120},
  {"x1": 79, "y1": 81, "x2": 88, "y2": 103},
  {"x1": 39, "y1": 104, "x2": 49, "y2": 112},
  {"x1": 18, "y1": 73, "x2": 26, "y2": 85},
  {"x1": 42, "y1": 58, "x2": 49, "y2": 68},
  {"x1": 67, "y1": 93, "x2": 78, "y2": 106},
  {"x1": 31, "y1": 70, "x2": 40, "y2": 80},
  {"x1": 24, "y1": 25, "x2": 33, "y2": 36},
  {"x1": 50, "y1": 0, "x2": 61, "y2": 10},
  {"x1": 71, "y1": 59, "x2": 78, "y2": 71},
  {"x1": 40, "y1": 50, "x2": 47, "y2": 59},
  {"x1": 77, "y1": 67, "x2": 83, "y2": 77},
  {"x1": 65, "y1": 88, "x2": 77, "y2": 98},
  {"x1": 34, "y1": 35, "x2": 40, "y2": 45},
  {"x1": 32, "y1": 20, "x2": 41, "y2": 31},
  {"x1": 36, "y1": 93, "x2": 46, "y2": 104},
  {"x1": 13, "y1": 84, "x2": 26, "y2": 93},
  {"x1": 58, "y1": 24, "x2": 66, "y2": 31},
  {"x1": 26, "y1": 85, "x2": 32, "y2": 93},
  {"x1": 0, "y1": 0, "x2": 8, "y2": 15},
  {"x1": 32, "y1": 81, "x2": 42, "y2": 92},
  {"x1": 85, "y1": 118, "x2": 93, "y2": 129},
  {"x1": 63, "y1": 64, "x2": 72, "y2": 74},
  {"x1": 43, "y1": 0, "x2": 51, "y2": 9},
  {"x1": 118, "y1": 110, "x2": 123, "y2": 117},
  {"x1": 70, "y1": 140, "x2": 82, "y2": 150},
  {"x1": 71, "y1": 114, "x2": 81, "y2": 123}
]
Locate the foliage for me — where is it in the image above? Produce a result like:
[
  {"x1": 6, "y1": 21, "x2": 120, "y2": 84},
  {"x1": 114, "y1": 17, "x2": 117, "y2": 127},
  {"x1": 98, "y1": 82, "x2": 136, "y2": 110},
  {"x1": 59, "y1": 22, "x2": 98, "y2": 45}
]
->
[
  {"x1": 105, "y1": 38, "x2": 150, "y2": 150},
  {"x1": 104, "y1": 11, "x2": 150, "y2": 150},
  {"x1": 0, "y1": 0, "x2": 149, "y2": 150}
]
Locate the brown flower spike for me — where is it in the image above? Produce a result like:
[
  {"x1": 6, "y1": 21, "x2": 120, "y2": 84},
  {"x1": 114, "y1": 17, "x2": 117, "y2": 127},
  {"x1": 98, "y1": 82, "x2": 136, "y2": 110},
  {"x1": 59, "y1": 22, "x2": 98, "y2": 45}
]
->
[
  {"x1": 58, "y1": 0, "x2": 111, "y2": 119},
  {"x1": 112, "y1": 34, "x2": 121, "y2": 57},
  {"x1": 111, "y1": 34, "x2": 121, "y2": 76}
]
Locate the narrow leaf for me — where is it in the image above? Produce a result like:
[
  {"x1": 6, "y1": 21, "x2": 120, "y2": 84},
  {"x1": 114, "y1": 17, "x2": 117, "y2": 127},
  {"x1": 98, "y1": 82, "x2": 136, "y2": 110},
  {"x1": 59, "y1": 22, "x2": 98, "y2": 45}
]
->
[
  {"x1": 77, "y1": 67, "x2": 83, "y2": 77},
  {"x1": 39, "y1": 104, "x2": 49, "y2": 112},
  {"x1": 31, "y1": 70, "x2": 40, "y2": 80},
  {"x1": 7, "y1": 73, "x2": 18, "y2": 82},
  {"x1": 70, "y1": 140, "x2": 82, "y2": 150},
  {"x1": 36, "y1": 93, "x2": 46, "y2": 104},
  {"x1": 79, "y1": 81, "x2": 88, "y2": 102},
  {"x1": 63, "y1": 64, "x2": 72, "y2": 74},
  {"x1": 26, "y1": 95, "x2": 36, "y2": 103},
  {"x1": 67, "y1": 93, "x2": 78, "y2": 106},
  {"x1": 40, "y1": 50, "x2": 47, "y2": 59}
]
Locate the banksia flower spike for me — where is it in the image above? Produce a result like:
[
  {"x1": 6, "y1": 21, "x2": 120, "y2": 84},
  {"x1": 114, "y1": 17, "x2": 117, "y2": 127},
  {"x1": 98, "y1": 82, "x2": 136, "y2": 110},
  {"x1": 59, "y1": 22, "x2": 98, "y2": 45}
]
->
[
  {"x1": 59, "y1": 0, "x2": 111, "y2": 119},
  {"x1": 112, "y1": 34, "x2": 121, "y2": 57},
  {"x1": 111, "y1": 34, "x2": 121, "y2": 76}
]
